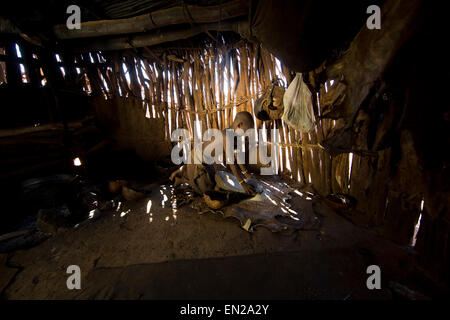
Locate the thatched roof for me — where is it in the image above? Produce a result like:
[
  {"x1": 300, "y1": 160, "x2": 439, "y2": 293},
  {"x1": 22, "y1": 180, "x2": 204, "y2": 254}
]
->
[{"x1": 1, "y1": 0, "x2": 380, "y2": 72}]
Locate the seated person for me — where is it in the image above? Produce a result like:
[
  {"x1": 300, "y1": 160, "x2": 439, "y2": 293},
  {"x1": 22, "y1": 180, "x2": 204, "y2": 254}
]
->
[{"x1": 170, "y1": 111, "x2": 256, "y2": 207}]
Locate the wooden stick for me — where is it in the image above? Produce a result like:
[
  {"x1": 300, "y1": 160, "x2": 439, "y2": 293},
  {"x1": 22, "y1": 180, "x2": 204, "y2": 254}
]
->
[
  {"x1": 54, "y1": 0, "x2": 249, "y2": 39},
  {"x1": 69, "y1": 20, "x2": 248, "y2": 52}
]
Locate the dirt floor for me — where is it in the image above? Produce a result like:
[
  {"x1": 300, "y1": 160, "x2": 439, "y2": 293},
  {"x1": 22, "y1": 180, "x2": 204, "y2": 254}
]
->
[{"x1": 0, "y1": 177, "x2": 436, "y2": 300}]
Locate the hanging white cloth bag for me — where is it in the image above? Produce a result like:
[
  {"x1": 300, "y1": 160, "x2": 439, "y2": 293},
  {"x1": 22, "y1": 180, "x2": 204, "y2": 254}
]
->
[{"x1": 282, "y1": 72, "x2": 315, "y2": 132}]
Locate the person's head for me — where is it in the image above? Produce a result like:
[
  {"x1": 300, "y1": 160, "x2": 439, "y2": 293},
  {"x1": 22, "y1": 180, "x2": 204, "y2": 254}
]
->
[{"x1": 231, "y1": 111, "x2": 254, "y2": 132}]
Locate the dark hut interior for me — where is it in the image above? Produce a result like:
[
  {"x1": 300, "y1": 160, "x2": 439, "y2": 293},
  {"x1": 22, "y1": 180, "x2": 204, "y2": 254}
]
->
[{"x1": 0, "y1": 0, "x2": 448, "y2": 301}]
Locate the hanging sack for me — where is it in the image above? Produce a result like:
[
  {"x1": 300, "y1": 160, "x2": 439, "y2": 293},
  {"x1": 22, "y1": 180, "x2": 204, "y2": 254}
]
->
[{"x1": 282, "y1": 73, "x2": 315, "y2": 132}]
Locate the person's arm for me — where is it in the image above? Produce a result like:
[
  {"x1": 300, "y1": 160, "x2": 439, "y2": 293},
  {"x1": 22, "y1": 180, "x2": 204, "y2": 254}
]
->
[
  {"x1": 238, "y1": 163, "x2": 251, "y2": 179},
  {"x1": 229, "y1": 163, "x2": 245, "y2": 183},
  {"x1": 221, "y1": 130, "x2": 254, "y2": 194},
  {"x1": 169, "y1": 166, "x2": 184, "y2": 181},
  {"x1": 229, "y1": 163, "x2": 254, "y2": 194}
]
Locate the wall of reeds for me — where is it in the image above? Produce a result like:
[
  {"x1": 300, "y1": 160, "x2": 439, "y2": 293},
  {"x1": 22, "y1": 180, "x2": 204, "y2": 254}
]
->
[
  {"x1": 54, "y1": 38, "x2": 354, "y2": 200},
  {"x1": 0, "y1": 35, "x2": 398, "y2": 219},
  {"x1": 0, "y1": 35, "x2": 435, "y2": 260}
]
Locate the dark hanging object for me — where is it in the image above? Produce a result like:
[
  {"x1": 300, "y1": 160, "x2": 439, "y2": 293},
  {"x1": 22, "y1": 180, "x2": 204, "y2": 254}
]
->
[{"x1": 254, "y1": 78, "x2": 285, "y2": 121}]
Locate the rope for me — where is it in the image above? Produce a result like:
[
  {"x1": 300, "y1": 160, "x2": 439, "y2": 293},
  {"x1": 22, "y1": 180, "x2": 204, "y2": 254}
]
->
[
  {"x1": 278, "y1": 142, "x2": 325, "y2": 150},
  {"x1": 148, "y1": 12, "x2": 157, "y2": 28},
  {"x1": 170, "y1": 93, "x2": 262, "y2": 114},
  {"x1": 124, "y1": 90, "x2": 263, "y2": 114},
  {"x1": 182, "y1": 1, "x2": 196, "y2": 26}
]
